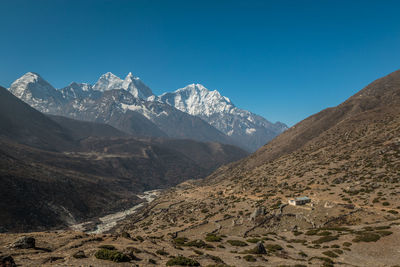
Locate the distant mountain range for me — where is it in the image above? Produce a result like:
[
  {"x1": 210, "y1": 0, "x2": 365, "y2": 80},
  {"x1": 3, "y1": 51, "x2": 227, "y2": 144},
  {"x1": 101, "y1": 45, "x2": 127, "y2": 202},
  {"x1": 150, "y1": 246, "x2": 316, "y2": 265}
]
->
[
  {"x1": 9, "y1": 72, "x2": 287, "y2": 151},
  {"x1": 0, "y1": 86, "x2": 248, "y2": 232}
]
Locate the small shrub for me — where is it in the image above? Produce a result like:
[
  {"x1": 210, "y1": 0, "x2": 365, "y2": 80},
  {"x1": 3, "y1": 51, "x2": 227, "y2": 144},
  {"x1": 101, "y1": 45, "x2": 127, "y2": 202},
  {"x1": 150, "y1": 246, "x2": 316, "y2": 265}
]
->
[
  {"x1": 265, "y1": 243, "x2": 283, "y2": 252},
  {"x1": 206, "y1": 254, "x2": 224, "y2": 263},
  {"x1": 186, "y1": 239, "x2": 214, "y2": 249},
  {"x1": 305, "y1": 229, "x2": 319, "y2": 235},
  {"x1": 94, "y1": 249, "x2": 130, "y2": 262},
  {"x1": 205, "y1": 234, "x2": 223, "y2": 242},
  {"x1": 173, "y1": 237, "x2": 188, "y2": 246},
  {"x1": 193, "y1": 249, "x2": 203, "y2": 255},
  {"x1": 243, "y1": 255, "x2": 256, "y2": 262},
  {"x1": 317, "y1": 231, "x2": 332, "y2": 236},
  {"x1": 352, "y1": 233, "x2": 380, "y2": 242},
  {"x1": 376, "y1": 230, "x2": 393, "y2": 237},
  {"x1": 322, "y1": 250, "x2": 338, "y2": 258},
  {"x1": 120, "y1": 232, "x2": 131, "y2": 239},
  {"x1": 342, "y1": 242, "x2": 352, "y2": 247},
  {"x1": 156, "y1": 249, "x2": 169, "y2": 256},
  {"x1": 312, "y1": 235, "x2": 338, "y2": 244},
  {"x1": 227, "y1": 240, "x2": 248, "y2": 246},
  {"x1": 166, "y1": 256, "x2": 200, "y2": 266}
]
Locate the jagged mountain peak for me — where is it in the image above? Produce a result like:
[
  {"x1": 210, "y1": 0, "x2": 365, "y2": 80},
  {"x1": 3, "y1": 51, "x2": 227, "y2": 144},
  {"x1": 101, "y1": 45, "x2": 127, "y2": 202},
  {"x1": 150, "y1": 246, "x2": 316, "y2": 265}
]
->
[
  {"x1": 9, "y1": 72, "x2": 63, "y2": 108},
  {"x1": 93, "y1": 72, "x2": 123, "y2": 92},
  {"x1": 159, "y1": 83, "x2": 287, "y2": 151},
  {"x1": 67, "y1": 82, "x2": 92, "y2": 91},
  {"x1": 92, "y1": 72, "x2": 153, "y2": 99},
  {"x1": 175, "y1": 83, "x2": 232, "y2": 104}
]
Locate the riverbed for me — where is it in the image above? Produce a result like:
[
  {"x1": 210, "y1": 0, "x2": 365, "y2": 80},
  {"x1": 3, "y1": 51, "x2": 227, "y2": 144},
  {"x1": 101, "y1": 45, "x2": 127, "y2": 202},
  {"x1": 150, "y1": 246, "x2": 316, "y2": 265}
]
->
[{"x1": 70, "y1": 190, "x2": 160, "y2": 233}]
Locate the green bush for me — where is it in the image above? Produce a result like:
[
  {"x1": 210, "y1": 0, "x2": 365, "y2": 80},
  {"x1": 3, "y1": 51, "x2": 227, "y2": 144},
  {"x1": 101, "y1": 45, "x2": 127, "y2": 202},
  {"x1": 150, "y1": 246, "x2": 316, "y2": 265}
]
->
[
  {"x1": 166, "y1": 256, "x2": 200, "y2": 266},
  {"x1": 265, "y1": 243, "x2": 283, "y2": 252},
  {"x1": 342, "y1": 242, "x2": 352, "y2": 247},
  {"x1": 206, "y1": 254, "x2": 224, "y2": 263},
  {"x1": 312, "y1": 235, "x2": 338, "y2": 244},
  {"x1": 227, "y1": 240, "x2": 248, "y2": 246},
  {"x1": 173, "y1": 237, "x2": 188, "y2": 246},
  {"x1": 156, "y1": 249, "x2": 169, "y2": 256},
  {"x1": 305, "y1": 229, "x2": 319, "y2": 235},
  {"x1": 376, "y1": 230, "x2": 393, "y2": 237},
  {"x1": 186, "y1": 239, "x2": 214, "y2": 249},
  {"x1": 352, "y1": 233, "x2": 380, "y2": 242},
  {"x1": 94, "y1": 248, "x2": 130, "y2": 262},
  {"x1": 322, "y1": 250, "x2": 338, "y2": 258},
  {"x1": 243, "y1": 255, "x2": 256, "y2": 262},
  {"x1": 317, "y1": 231, "x2": 332, "y2": 236},
  {"x1": 205, "y1": 233, "x2": 223, "y2": 242}
]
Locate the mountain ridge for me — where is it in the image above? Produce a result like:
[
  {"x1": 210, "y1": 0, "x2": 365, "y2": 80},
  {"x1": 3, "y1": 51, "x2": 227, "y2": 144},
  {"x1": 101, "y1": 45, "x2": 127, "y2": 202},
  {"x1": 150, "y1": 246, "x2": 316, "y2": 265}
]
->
[{"x1": 8, "y1": 72, "x2": 286, "y2": 151}]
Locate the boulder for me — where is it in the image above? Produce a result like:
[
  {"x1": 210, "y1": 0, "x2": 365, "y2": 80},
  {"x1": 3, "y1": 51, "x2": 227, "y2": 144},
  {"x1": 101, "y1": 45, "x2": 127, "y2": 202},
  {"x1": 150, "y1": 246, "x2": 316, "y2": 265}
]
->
[
  {"x1": 10, "y1": 236, "x2": 35, "y2": 249},
  {"x1": 0, "y1": 255, "x2": 16, "y2": 267},
  {"x1": 72, "y1": 250, "x2": 86, "y2": 259},
  {"x1": 250, "y1": 207, "x2": 266, "y2": 221},
  {"x1": 254, "y1": 241, "x2": 267, "y2": 254}
]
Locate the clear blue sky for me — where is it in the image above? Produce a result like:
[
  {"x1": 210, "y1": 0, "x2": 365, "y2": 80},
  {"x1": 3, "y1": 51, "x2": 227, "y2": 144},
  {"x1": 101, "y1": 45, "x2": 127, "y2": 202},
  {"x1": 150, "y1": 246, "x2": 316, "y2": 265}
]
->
[{"x1": 1, "y1": 0, "x2": 400, "y2": 126}]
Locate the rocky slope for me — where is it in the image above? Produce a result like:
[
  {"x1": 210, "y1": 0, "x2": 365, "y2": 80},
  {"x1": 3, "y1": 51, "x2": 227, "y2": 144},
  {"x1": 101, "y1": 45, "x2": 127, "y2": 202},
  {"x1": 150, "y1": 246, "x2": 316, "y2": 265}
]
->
[
  {"x1": 108, "y1": 69, "x2": 400, "y2": 266},
  {"x1": 160, "y1": 83, "x2": 287, "y2": 151}
]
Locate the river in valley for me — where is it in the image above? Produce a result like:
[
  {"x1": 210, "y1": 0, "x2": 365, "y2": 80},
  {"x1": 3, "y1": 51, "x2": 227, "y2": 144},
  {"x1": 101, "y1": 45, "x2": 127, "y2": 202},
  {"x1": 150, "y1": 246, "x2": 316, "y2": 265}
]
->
[{"x1": 70, "y1": 190, "x2": 160, "y2": 234}]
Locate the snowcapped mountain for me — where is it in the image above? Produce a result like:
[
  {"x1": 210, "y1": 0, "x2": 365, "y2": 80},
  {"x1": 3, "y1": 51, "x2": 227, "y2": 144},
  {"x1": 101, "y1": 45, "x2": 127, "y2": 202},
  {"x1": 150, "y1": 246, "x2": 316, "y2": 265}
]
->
[
  {"x1": 8, "y1": 72, "x2": 233, "y2": 145},
  {"x1": 9, "y1": 72, "x2": 65, "y2": 113},
  {"x1": 159, "y1": 83, "x2": 287, "y2": 151},
  {"x1": 8, "y1": 72, "x2": 286, "y2": 151},
  {"x1": 61, "y1": 82, "x2": 96, "y2": 100},
  {"x1": 93, "y1": 72, "x2": 153, "y2": 99}
]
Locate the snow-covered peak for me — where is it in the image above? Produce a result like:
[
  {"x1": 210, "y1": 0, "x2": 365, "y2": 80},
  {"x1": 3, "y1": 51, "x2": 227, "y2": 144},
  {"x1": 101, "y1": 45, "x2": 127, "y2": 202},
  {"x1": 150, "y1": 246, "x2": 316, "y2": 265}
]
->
[
  {"x1": 9, "y1": 72, "x2": 42, "y2": 97},
  {"x1": 160, "y1": 83, "x2": 234, "y2": 116},
  {"x1": 92, "y1": 72, "x2": 153, "y2": 99},
  {"x1": 68, "y1": 82, "x2": 92, "y2": 91},
  {"x1": 159, "y1": 83, "x2": 287, "y2": 151},
  {"x1": 122, "y1": 72, "x2": 153, "y2": 99},
  {"x1": 93, "y1": 72, "x2": 124, "y2": 92},
  {"x1": 61, "y1": 82, "x2": 93, "y2": 100},
  {"x1": 9, "y1": 72, "x2": 65, "y2": 112}
]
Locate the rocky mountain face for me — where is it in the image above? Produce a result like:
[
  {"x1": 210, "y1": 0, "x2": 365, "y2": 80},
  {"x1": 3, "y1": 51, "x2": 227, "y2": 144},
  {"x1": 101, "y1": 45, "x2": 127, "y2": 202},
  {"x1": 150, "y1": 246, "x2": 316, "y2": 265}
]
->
[
  {"x1": 160, "y1": 83, "x2": 288, "y2": 151},
  {"x1": 0, "y1": 86, "x2": 248, "y2": 232},
  {"x1": 9, "y1": 72, "x2": 285, "y2": 151}
]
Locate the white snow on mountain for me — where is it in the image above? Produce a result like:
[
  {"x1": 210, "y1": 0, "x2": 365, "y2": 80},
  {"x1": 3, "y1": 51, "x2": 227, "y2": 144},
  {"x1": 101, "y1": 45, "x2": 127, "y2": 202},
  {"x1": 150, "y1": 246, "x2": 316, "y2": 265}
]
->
[
  {"x1": 159, "y1": 83, "x2": 287, "y2": 151},
  {"x1": 93, "y1": 72, "x2": 154, "y2": 99},
  {"x1": 8, "y1": 72, "x2": 286, "y2": 151},
  {"x1": 9, "y1": 72, "x2": 64, "y2": 112}
]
